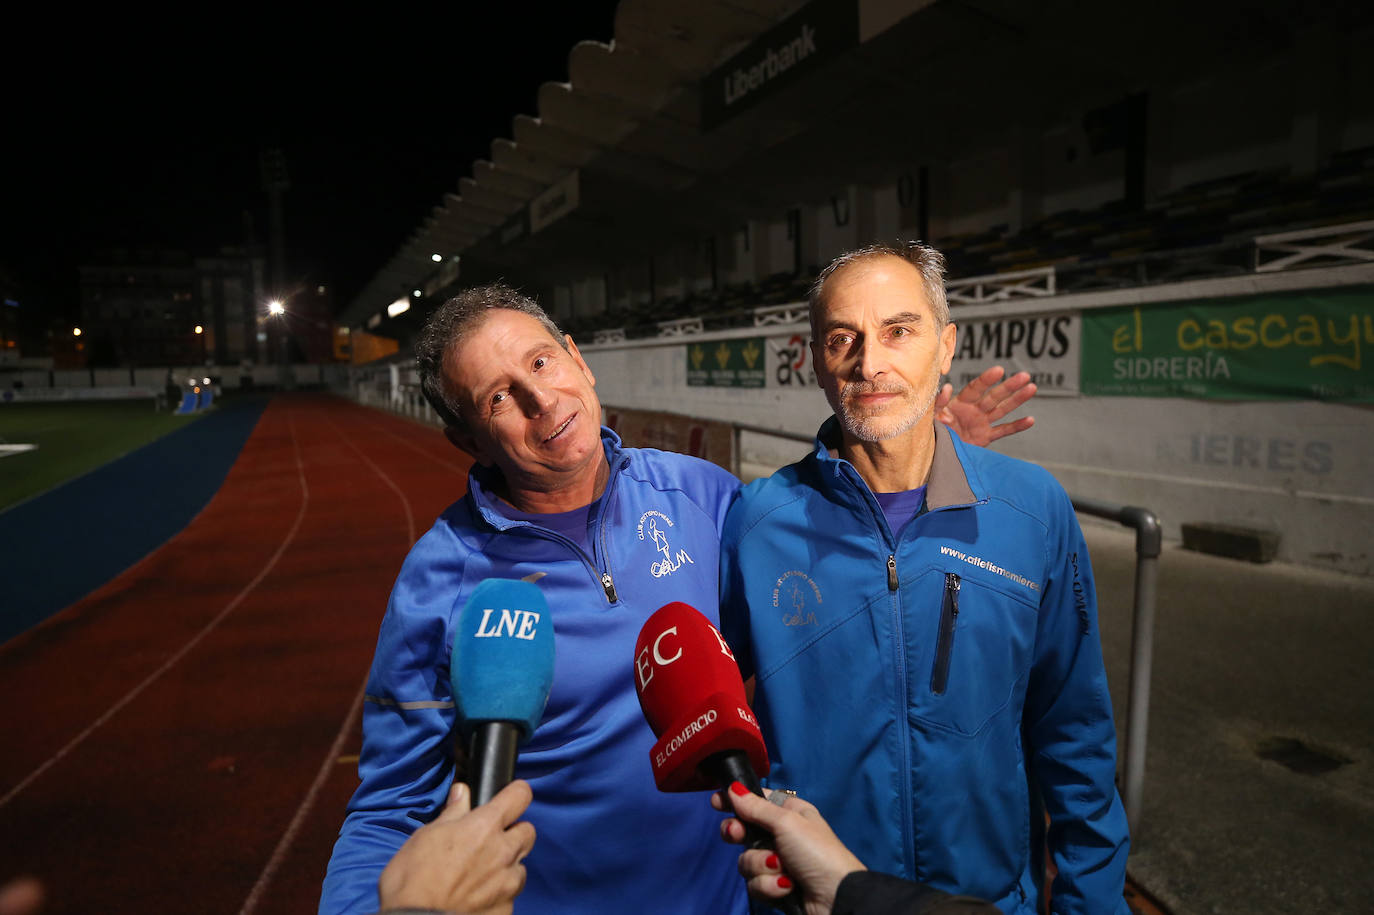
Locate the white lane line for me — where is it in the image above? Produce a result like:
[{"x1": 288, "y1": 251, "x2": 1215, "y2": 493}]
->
[
  {"x1": 327, "y1": 414, "x2": 418, "y2": 545},
  {"x1": 239, "y1": 404, "x2": 423, "y2": 911},
  {"x1": 0, "y1": 409, "x2": 309, "y2": 809},
  {"x1": 237, "y1": 674, "x2": 366, "y2": 915},
  {"x1": 359, "y1": 411, "x2": 468, "y2": 473}
]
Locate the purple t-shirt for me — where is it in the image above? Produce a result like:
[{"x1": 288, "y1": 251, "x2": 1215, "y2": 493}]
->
[
  {"x1": 493, "y1": 498, "x2": 599, "y2": 553},
  {"x1": 874, "y1": 485, "x2": 928, "y2": 539}
]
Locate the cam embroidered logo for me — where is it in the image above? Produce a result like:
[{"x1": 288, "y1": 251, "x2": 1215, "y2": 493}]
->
[
  {"x1": 772, "y1": 570, "x2": 821, "y2": 626},
  {"x1": 637, "y1": 511, "x2": 695, "y2": 579}
]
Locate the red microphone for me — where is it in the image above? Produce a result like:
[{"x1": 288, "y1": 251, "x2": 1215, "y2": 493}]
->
[
  {"x1": 634, "y1": 602, "x2": 802, "y2": 915},
  {"x1": 633, "y1": 601, "x2": 768, "y2": 793}
]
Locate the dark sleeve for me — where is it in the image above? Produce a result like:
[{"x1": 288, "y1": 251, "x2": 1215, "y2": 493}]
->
[
  {"x1": 716, "y1": 486, "x2": 756, "y2": 680},
  {"x1": 1023, "y1": 484, "x2": 1130, "y2": 914},
  {"x1": 832, "y1": 872, "x2": 999, "y2": 915}
]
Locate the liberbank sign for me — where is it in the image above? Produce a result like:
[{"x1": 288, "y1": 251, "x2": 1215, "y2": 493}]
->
[{"x1": 700, "y1": 0, "x2": 858, "y2": 130}]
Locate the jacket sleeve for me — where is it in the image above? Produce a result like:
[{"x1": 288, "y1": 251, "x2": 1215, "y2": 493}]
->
[
  {"x1": 1023, "y1": 485, "x2": 1131, "y2": 915},
  {"x1": 318, "y1": 552, "x2": 460, "y2": 915},
  {"x1": 834, "y1": 871, "x2": 1000, "y2": 915},
  {"x1": 716, "y1": 486, "x2": 756, "y2": 681}
]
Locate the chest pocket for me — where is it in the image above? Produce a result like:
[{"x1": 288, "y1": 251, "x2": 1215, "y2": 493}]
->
[{"x1": 907, "y1": 568, "x2": 1039, "y2": 737}]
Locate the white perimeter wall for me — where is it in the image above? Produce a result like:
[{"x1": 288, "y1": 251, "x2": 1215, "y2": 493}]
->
[{"x1": 581, "y1": 269, "x2": 1374, "y2": 578}]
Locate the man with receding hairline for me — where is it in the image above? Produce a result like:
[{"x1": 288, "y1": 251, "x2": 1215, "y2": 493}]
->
[{"x1": 719, "y1": 242, "x2": 1130, "y2": 914}]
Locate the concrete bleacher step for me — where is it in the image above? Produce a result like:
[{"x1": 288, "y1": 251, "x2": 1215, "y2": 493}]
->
[{"x1": 1180, "y1": 521, "x2": 1280, "y2": 563}]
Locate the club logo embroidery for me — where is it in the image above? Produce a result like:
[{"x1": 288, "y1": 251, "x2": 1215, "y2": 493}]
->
[
  {"x1": 773, "y1": 571, "x2": 821, "y2": 626},
  {"x1": 638, "y1": 511, "x2": 695, "y2": 578}
]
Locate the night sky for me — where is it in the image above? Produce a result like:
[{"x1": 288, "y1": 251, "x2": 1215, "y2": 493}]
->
[{"x1": 2, "y1": 5, "x2": 623, "y2": 327}]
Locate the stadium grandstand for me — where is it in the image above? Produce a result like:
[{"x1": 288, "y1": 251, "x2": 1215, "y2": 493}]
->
[
  {"x1": 336, "y1": 0, "x2": 1374, "y2": 578},
  {"x1": 5, "y1": 5, "x2": 1373, "y2": 915}
]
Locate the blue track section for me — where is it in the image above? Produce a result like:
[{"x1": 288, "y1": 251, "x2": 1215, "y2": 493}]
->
[{"x1": 0, "y1": 394, "x2": 269, "y2": 644}]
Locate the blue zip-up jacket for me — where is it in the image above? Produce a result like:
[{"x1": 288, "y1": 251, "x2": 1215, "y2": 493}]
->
[
  {"x1": 320, "y1": 428, "x2": 748, "y2": 915},
  {"x1": 719, "y1": 419, "x2": 1129, "y2": 915}
]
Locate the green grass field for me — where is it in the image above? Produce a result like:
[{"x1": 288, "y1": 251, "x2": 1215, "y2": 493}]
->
[{"x1": 0, "y1": 399, "x2": 205, "y2": 512}]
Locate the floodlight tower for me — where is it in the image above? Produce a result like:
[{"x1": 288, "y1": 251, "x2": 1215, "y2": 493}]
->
[{"x1": 259, "y1": 145, "x2": 292, "y2": 388}]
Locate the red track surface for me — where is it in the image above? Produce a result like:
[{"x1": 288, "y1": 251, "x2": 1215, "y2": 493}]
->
[
  {"x1": 0, "y1": 394, "x2": 472, "y2": 915},
  {"x1": 1, "y1": 391, "x2": 1168, "y2": 914}
]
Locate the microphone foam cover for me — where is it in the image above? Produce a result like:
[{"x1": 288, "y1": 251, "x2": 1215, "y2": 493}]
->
[
  {"x1": 451, "y1": 578, "x2": 554, "y2": 742},
  {"x1": 633, "y1": 601, "x2": 768, "y2": 792}
]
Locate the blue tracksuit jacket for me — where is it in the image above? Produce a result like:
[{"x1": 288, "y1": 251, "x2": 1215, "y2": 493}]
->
[
  {"x1": 719, "y1": 418, "x2": 1130, "y2": 915},
  {"x1": 320, "y1": 428, "x2": 748, "y2": 914}
]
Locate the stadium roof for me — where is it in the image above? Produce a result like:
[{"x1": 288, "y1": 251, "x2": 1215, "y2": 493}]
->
[{"x1": 339, "y1": 0, "x2": 1353, "y2": 330}]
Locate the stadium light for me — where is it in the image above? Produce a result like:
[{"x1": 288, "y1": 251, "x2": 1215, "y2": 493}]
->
[{"x1": 268, "y1": 300, "x2": 285, "y2": 316}]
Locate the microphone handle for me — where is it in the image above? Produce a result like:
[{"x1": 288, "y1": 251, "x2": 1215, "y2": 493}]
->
[
  {"x1": 701, "y1": 751, "x2": 804, "y2": 915},
  {"x1": 468, "y1": 721, "x2": 520, "y2": 806}
]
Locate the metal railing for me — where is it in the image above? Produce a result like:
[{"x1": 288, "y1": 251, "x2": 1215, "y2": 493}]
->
[
  {"x1": 730, "y1": 422, "x2": 1159, "y2": 837},
  {"x1": 1069, "y1": 497, "x2": 1161, "y2": 838}
]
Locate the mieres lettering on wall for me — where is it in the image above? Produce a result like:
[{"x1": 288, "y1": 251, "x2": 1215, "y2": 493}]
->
[
  {"x1": 1172, "y1": 434, "x2": 1335, "y2": 474},
  {"x1": 1082, "y1": 286, "x2": 1374, "y2": 401}
]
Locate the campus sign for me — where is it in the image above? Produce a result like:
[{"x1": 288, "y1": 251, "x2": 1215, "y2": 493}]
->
[
  {"x1": 1081, "y1": 285, "x2": 1374, "y2": 401},
  {"x1": 947, "y1": 313, "x2": 1080, "y2": 395}
]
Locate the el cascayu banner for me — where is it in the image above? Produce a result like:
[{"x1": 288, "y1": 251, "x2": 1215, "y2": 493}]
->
[{"x1": 1081, "y1": 286, "x2": 1373, "y2": 401}]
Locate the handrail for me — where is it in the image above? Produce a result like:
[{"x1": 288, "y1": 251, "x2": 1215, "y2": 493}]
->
[
  {"x1": 1070, "y1": 497, "x2": 1161, "y2": 838},
  {"x1": 732, "y1": 423, "x2": 1159, "y2": 838}
]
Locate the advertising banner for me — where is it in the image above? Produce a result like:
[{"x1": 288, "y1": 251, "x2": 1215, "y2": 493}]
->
[
  {"x1": 947, "y1": 313, "x2": 1080, "y2": 395},
  {"x1": 602, "y1": 407, "x2": 735, "y2": 473},
  {"x1": 686, "y1": 337, "x2": 767, "y2": 388},
  {"x1": 1081, "y1": 286, "x2": 1374, "y2": 401},
  {"x1": 700, "y1": 0, "x2": 858, "y2": 129},
  {"x1": 766, "y1": 332, "x2": 817, "y2": 389}
]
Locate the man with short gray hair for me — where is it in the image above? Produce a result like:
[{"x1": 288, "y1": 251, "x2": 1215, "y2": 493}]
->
[{"x1": 719, "y1": 242, "x2": 1130, "y2": 913}]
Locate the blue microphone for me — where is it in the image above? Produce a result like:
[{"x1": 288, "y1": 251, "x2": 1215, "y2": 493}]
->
[{"x1": 450, "y1": 578, "x2": 555, "y2": 805}]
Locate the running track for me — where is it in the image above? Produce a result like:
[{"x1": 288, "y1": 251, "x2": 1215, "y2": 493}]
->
[
  {"x1": 2, "y1": 391, "x2": 1168, "y2": 914},
  {"x1": 0, "y1": 393, "x2": 473, "y2": 914}
]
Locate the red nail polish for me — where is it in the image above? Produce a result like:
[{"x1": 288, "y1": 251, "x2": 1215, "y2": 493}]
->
[
  {"x1": 765, "y1": 854, "x2": 779, "y2": 870},
  {"x1": 777, "y1": 876, "x2": 793, "y2": 890},
  {"x1": 729, "y1": 781, "x2": 749, "y2": 797}
]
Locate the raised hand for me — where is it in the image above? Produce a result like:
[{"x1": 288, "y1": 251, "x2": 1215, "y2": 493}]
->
[{"x1": 935, "y1": 366, "x2": 1037, "y2": 446}]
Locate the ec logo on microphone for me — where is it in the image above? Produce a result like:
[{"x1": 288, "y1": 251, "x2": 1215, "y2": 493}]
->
[
  {"x1": 635, "y1": 621, "x2": 736, "y2": 691},
  {"x1": 472, "y1": 607, "x2": 542, "y2": 640}
]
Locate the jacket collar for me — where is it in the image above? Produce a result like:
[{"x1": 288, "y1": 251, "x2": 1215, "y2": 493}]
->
[
  {"x1": 467, "y1": 425, "x2": 624, "y2": 527},
  {"x1": 812, "y1": 416, "x2": 980, "y2": 510}
]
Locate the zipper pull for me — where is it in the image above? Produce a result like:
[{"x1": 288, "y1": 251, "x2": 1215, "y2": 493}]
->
[
  {"x1": 887, "y1": 554, "x2": 899, "y2": 591},
  {"x1": 601, "y1": 572, "x2": 619, "y2": 603}
]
